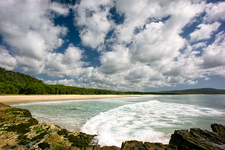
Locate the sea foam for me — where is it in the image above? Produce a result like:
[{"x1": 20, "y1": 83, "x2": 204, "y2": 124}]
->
[{"x1": 81, "y1": 100, "x2": 225, "y2": 147}]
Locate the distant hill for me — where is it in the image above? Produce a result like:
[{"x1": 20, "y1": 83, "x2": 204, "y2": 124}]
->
[{"x1": 158, "y1": 88, "x2": 225, "y2": 94}]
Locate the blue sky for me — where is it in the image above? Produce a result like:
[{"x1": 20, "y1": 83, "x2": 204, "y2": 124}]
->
[{"x1": 0, "y1": 0, "x2": 225, "y2": 92}]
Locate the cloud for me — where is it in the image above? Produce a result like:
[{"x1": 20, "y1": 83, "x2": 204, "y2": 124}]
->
[
  {"x1": 43, "y1": 44, "x2": 92, "y2": 78},
  {"x1": 192, "y1": 42, "x2": 206, "y2": 49},
  {"x1": 0, "y1": 0, "x2": 69, "y2": 74},
  {"x1": 0, "y1": 46, "x2": 17, "y2": 70},
  {"x1": 44, "y1": 79, "x2": 80, "y2": 87},
  {"x1": 49, "y1": 2, "x2": 70, "y2": 16},
  {"x1": 70, "y1": 0, "x2": 214, "y2": 90},
  {"x1": 63, "y1": 44, "x2": 83, "y2": 65},
  {"x1": 201, "y1": 31, "x2": 225, "y2": 69},
  {"x1": 125, "y1": 64, "x2": 164, "y2": 85},
  {"x1": 189, "y1": 22, "x2": 221, "y2": 42},
  {"x1": 73, "y1": 0, "x2": 114, "y2": 49},
  {"x1": 130, "y1": 21, "x2": 184, "y2": 67},
  {"x1": 204, "y1": 2, "x2": 225, "y2": 23},
  {"x1": 210, "y1": 66, "x2": 225, "y2": 77},
  {"x1": 100, "y1": 44, "x2": 130, "y2": 74}
]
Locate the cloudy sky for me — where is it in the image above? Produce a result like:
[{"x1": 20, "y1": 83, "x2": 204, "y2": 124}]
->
[{"x1": 0, "y1": 0, "x2": 225, "y2": 92}]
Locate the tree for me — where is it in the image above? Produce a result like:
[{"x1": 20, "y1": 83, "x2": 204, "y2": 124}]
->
[{"x1": 25, "y1": 83, "x2": 47, "y2": 94}]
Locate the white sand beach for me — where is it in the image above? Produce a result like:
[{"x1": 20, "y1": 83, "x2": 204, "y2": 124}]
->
[{"x1": 0, "y1": 95, "x2": 157, "y2": 103}]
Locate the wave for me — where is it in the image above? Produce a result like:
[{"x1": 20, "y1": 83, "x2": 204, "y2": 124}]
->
[{"x1": 81, "y1": 100, "x2": 225, "y2": 147}]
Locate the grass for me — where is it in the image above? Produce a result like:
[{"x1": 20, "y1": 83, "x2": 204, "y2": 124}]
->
[
  {"x1": 53, "y1": 142, "x2": 64, "y2": 150},
  {"x1": 33, "y1": 126, "x2": 44, "y2": 133}
]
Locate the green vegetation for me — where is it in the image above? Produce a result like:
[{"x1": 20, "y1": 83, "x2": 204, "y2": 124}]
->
[
  {"x1": 33, "y1": 126, "x2": 44, "y2": 133},
  {"x1": 0, "y1": 67, "x2": 125, "y2": 95},
  {"x1": 53, "y1": 142, "x2": 64, "y2": 150}
]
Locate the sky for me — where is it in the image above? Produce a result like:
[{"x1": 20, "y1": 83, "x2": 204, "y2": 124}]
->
[{"x1": 0, "y1": 0, "x2": 225, "y2": 92}]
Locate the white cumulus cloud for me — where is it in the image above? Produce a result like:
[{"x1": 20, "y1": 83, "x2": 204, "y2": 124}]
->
[
  {"x1": 0, "y1": 0, "x2": 69, "y2": 74},
  {"x1": 190, "y1": 22, "x2": 221, "y2": 42}
]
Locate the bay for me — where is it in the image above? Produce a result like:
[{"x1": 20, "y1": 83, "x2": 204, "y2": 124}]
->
[{"x1": 11, "y1": 95, "x2": 225, "y2": 147}]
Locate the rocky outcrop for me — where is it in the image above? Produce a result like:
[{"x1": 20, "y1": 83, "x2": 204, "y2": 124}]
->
[
  {"x1": 0, "y1": 103, "x2": 118, "y2": 150},
  {"x1": 1, "y1": 102, "x2": 225, "y2": 150},
  {"x1": 121, "y1": 140, "x2": 177, "y2": 150},
  {"x1": 212, "y1": 123, "x2": 225, "y2": 142},
  {"x1": 169, "y1": 126, "x2": 225, "y2": 150}
]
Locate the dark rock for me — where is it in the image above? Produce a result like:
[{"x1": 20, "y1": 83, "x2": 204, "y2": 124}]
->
[
  {"x1": 38, "y1": 142, "x2": 50, "y2": 149},
  {"x1": 121, "y1": 140, "x2": 145, "y2": 150},
  {"x1": 101, "y1": 146, "x2": 120, "y2": 150},
  {"x1": 169, "y1": 126, "x2": 225, "y2": 150},
  {"x1": 68, "y1": 132, "x2": 96, "y2": 148},
  {"x1": 212, "y1": 123, "x2": 225, "y2": 142},
  {"x1": 93, "y1": 145, "x2": 120, "y2": 150},
  {"x1": 18, "y1": 134, "x2": 29, "y2": 145},
  {"x1": 212, "y1": 123, "x2": 225, "y2": 133},
  {"x1": 58, "y1": 128, "x2": 69, "y2": 137},
  {"x1": 121, "y1": 140, "x2": 177, "y2": 150},
  {"x1": 30, "y1": 131, "x2": 48, "y2": 141},
  {"x1": 190, "y1": 128, "x2": 224, "y2": 145},
  {"x1": 144, "y1": 142, "x2": 177, "y2": 150},
  {"x1": 6, "y1": 118, "x2": 38, "y2": 134}
]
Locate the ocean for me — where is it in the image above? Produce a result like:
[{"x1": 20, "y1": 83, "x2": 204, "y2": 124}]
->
[{"x1": 11, "y1": 95, "x2": 225, "y2": 147}]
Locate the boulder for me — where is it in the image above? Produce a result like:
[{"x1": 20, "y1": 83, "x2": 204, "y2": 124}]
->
[
  {"x1": 169, "y1": 126, "x2": 225, "y2": 150},
  {"x1": 121, "y1": 140, "x2": 177, "y2": 150},
  {"x1": 211, "y1": 123, "x2": 225, "y2": 142}
]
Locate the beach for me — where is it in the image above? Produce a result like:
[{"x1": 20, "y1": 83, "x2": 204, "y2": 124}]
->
[
  {"x1": 8, "y1": 95, "x2": 225, "y2": 147},
  {"x1": 0, "y1": 94, "x2": 156, "y2": 104}
]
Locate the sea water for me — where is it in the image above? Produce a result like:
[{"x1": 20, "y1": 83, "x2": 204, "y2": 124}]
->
[{"x1": 11, "y1": 95, "x2": 225, "y2": 147}]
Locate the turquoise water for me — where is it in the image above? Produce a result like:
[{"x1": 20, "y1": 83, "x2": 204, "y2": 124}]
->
[{"x1": 11, "y1": 95, "x2": 225, "y2": 147}]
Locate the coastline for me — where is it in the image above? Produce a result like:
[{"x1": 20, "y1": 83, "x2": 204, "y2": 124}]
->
[
  {"x1": 0, "y1": 102, "x2": 224, "y2": 149},
  {"x1": 0, "y1": 94, "x2": 158, "y2": 104}
]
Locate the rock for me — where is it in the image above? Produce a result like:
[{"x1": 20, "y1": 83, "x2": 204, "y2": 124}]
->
[
  {"x1": 38, "y1": 142, "x2": 50, "y2": 149},
  {"x1": 144, "y1": 142, "x2": 177, "y2": 150},
  {"x1": 212, "y1": 123, "x2": 225, "y2": 142},
  {"x1": 121, "y1": 140, "x2": 145, "y2": 150},
  {"x1": 68, "y1": 132, "x2": 96, "y2": 148},
  {"x1": 0, "y1": 103, "x2": 39, "y2": 149},
  {"x1": 0, "y1": 103, "x2": 11, "y2": 110},
  {"x1": 169, "y1": 126, "x2": 225, "y2": 150},
  {"x1": 92, "y1": 145, "x2": 120, "y2": 150},
  {"x1": 121, "y1": 140, "x2": 177, "y2": 150}
]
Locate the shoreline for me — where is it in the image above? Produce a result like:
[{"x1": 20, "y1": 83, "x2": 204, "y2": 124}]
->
[
  {"x1": 0, "y1": 102, "x2": 224, "y2": 149},
  {"x1": 0, "y1": 94, "x2": 158, "y2": 104}
]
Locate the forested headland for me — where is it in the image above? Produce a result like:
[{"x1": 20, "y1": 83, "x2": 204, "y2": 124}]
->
[{"x1": 0, "y1": 67, "x2": 125, "y2": 95}]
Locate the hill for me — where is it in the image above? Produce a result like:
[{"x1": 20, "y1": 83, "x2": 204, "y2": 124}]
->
[
  {"x1": 0, "y1": 67, "x2": 124, "y2": 95},
  {"x1": 158, "y1": 88, "x2": 225, "y2": 94}
]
